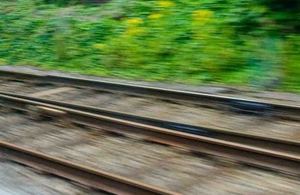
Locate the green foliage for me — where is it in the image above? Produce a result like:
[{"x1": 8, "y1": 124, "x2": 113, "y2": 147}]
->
[{"x1": 0, "y1": 0, "x2": 299, "y2": 91}]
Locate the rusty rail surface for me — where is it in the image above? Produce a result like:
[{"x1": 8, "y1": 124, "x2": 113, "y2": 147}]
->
[
  {"x1": 0, "y1": 141, "x2": 177, "y2": 195},
  {"x1": 0, "y1": 69, "x2": 299, "y2": 120},
  {"x1": 0, "y1": 94, "x2": 299, "y2": 175}
]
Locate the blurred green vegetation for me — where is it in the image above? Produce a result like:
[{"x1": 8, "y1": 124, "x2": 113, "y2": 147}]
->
[{"x1": 0, "y1": 0, "x2": 299, "y2": 91}]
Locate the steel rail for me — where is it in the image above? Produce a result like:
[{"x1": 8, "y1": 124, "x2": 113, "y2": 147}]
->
[
  {"x1": 0, "y1": 141, "x2": 176, "y2": 195},
  {"x1": 1, "y1": 91, "x2": 299, "y2": 155},
  {"x1": 0, "y1": 70, "x2": 299, "y2": 119},
  {"x1": 0, "y1": 94, "x2": 299, "y2": 175}
]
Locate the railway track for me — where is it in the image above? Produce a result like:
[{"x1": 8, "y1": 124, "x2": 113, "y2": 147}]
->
[
  {"x1": 0, "y1": 69, "x2": 299, "y2": 120},
  {"x1": 0, "y1": 101, "x2": 299, "y2": 194},
  {"x1": 0, "y1": 92, "x2": 299, "y2": 155},
  {"x1": 0, "y1": 69, "x2": 299, "y2": 193},
  {"x1": 0, "y1": 69, "x2": 299, "y2": 144},
  {"x1": 0, "y1": 93, "x2": 299, "y2": 175}
]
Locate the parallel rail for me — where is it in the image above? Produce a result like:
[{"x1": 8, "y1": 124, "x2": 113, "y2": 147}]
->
[
  {"x1": 1, "y1": 93, "x2": 299, "y2": 175},
  {"x1": 0, "y1": 70, "x2": 299, "y2": 120}
]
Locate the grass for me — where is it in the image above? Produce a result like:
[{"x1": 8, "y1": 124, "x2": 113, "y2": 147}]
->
[{"x1": 0, "y1": 0, "x2": 299, "y2": 92}]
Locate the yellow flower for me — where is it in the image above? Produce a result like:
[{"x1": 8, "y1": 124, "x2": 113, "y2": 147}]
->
[
  {"x1": 148, "y1": 13, "x2": 163, "y2": 20},
  {"x1": 157, "y1": 0, "x2": 175, "y2": 8},
  {"x1": 192, "y1": 10, "x2": 213, "y2": 24},
  {"x1": 126, "y1": 18, "x2": 143, "y2": 26},
  {"x1": 93, "y1": 43, "x2": 106, "y2": 50},
  {"x1": 125, "y1": 27, "x2": 145, "y2": 36}
]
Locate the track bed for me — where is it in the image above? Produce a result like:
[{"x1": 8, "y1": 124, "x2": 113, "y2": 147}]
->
[{"x1": 0, "y1": 111, "x2": 299, "y2": 194}]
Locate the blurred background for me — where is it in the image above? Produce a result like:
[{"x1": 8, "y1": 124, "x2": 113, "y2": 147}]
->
[{"x1": 0, "y1": 0, "x2": 299, "y2": 91}]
